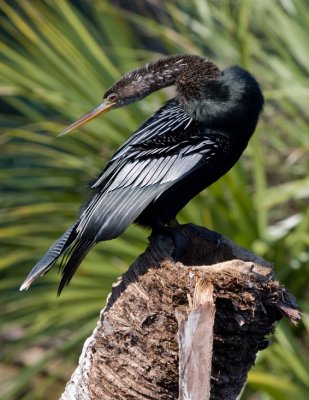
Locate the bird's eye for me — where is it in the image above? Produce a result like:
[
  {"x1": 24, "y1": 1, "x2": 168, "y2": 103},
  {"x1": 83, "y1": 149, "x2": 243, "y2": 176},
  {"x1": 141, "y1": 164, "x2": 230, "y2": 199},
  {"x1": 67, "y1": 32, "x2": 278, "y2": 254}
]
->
[{"x1": 107, "y1": 93, "x2": 118, "y2": 102}]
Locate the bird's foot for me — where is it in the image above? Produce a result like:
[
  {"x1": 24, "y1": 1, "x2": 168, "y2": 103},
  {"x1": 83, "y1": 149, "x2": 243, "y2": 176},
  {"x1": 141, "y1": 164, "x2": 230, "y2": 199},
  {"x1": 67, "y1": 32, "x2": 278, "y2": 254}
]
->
[
  {"x1": 151, "y1": 223, "x2": 221, "y2": 261},
  {"x1": 151, "y1": 225, "x2": 188, "y2": 261},
  {"x1": 166, "y1": 217, "x2": 180, "y2": 228},
  {"x1": 185, "y1": 223, "x2": 222, "y2": 246}
]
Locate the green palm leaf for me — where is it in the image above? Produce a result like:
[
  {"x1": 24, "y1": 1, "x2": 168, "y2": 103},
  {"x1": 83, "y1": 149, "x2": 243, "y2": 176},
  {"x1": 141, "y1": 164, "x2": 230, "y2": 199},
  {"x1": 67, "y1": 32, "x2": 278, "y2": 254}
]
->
[{"x1": 1, "y1": 1, "x2": 308, "y2": 399}]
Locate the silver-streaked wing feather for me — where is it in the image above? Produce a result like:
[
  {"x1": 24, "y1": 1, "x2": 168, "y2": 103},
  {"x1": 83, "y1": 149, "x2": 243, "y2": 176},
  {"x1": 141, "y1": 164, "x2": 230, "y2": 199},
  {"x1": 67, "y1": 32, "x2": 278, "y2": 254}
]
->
[
  {"x1": 92, "y1": 99, "x2": 192, "y2": 189},
  {"x1": 76, "y1": 100, "x2": 228, "y2": 241},
  {"x1": 111, "y1": 99, "x2": 193, "y2": 160}
]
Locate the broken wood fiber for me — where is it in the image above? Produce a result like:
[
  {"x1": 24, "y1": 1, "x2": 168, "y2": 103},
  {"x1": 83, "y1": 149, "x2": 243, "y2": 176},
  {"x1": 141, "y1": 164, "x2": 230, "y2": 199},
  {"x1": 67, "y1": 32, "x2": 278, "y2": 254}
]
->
[{"x1": 178, "y1": 280, "x2": 215, "y2": 400}]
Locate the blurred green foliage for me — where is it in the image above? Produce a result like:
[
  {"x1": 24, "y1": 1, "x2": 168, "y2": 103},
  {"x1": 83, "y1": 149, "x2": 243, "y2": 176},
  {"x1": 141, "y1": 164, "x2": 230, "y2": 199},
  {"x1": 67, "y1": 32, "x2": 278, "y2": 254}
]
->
[{"x1": 0, "y1": 1, "x2": 308, "y2": 399}]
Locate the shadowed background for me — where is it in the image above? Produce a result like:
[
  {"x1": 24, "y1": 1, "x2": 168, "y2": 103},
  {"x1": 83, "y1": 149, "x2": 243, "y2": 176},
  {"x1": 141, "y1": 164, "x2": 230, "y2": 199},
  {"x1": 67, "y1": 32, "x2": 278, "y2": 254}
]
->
[{"x1": 0, "y1": 1, "x2": 308, "y2": 399}]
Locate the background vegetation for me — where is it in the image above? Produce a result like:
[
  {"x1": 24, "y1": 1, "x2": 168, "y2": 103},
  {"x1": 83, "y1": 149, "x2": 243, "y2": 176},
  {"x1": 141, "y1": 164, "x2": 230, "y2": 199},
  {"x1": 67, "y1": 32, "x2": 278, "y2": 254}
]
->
[{"x1": 0, "y1": 0, "x2": 308, "y2": 399}]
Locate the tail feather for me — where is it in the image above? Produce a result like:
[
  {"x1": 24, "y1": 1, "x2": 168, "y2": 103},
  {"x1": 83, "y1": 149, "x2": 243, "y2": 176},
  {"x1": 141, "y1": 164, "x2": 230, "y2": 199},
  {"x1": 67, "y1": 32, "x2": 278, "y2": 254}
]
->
[
  {"x1": 20, "y1": 224, "x2": 77, "y2": 291},
  {"x1": 57, "y1": 239, "x2": 93, "y2": 295}
]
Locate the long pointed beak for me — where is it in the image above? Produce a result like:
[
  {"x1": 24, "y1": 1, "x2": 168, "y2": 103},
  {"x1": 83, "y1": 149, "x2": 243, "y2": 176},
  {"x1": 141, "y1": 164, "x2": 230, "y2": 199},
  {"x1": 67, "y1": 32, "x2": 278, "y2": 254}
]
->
[{"x1": 59, "y1": 100, "x2": 116, "y2": 136}]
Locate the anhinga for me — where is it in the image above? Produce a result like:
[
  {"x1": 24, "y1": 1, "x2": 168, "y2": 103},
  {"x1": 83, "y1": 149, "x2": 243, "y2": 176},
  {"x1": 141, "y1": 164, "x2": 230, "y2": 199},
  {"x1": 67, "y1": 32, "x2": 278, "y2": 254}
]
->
[{"x1": 20, "y1": 54, "x2": 264, "y2": 294}]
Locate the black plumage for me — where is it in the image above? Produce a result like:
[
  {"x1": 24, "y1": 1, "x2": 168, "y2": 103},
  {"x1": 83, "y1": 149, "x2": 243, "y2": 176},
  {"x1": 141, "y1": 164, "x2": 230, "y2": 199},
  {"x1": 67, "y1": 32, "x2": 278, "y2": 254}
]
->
[{"x1": 20, "y1": 54, "x2": 264, "y2": 294}]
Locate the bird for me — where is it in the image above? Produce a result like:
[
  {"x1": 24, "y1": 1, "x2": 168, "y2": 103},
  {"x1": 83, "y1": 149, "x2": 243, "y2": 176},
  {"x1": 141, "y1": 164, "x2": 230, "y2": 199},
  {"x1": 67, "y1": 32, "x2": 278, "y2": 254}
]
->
[{"x1": 20, "y1": 54, "x2": 264, "y2": 295}]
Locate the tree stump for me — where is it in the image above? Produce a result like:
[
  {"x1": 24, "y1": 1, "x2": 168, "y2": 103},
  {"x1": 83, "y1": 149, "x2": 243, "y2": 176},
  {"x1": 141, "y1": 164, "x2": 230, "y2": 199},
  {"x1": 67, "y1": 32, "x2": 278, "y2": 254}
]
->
[{"x1": 60, "y1": 224, "x2": 300, "y2": 400}]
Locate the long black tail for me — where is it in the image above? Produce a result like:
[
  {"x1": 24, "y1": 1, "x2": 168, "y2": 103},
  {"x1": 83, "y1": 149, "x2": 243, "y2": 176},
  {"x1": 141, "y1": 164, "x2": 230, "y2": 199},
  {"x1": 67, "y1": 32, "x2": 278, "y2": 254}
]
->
[
  {"x1": 20, "y1": 223, "x2": 93, "y2": 294},
  {"x1": 57, "y1": 238, "x2": 93, "y2": 295}
]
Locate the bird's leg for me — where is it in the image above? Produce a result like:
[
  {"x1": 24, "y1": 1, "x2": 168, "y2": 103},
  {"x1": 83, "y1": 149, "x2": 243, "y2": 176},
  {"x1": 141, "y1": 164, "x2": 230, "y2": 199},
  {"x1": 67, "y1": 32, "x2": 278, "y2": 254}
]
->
[
  {"x1": 150, "y1": 224, "x2": 188, "y2": 261},
  {"x1": 186, "y1": 223, "x2": 222, "y2": 244},
  {"x1": 166, "y1": 217, "x2": 180, "y2": 227},
  {"x1": 151, "y1": 221, "x2": 221, "y2": 262}
]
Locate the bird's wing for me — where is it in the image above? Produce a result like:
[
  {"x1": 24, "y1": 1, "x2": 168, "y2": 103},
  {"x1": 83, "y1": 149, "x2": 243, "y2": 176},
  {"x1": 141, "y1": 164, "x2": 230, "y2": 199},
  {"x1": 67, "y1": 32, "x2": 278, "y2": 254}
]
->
[
  {"x1": 111, "y1": 99, "x2": 193, "y2": 160},
  {"x1": 76, "y1": 100, "x2": 230, "y2": 241},
  {"x1": 94, "y1": 99, "x2": 192, "y2": 184}
]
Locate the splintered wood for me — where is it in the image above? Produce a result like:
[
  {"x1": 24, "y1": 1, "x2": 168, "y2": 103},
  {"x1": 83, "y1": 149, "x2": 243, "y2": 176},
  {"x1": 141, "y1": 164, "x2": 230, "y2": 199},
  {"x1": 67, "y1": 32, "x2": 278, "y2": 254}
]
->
[{"x1": 178, "y1": 280, "x2": 215, "y2": 400}]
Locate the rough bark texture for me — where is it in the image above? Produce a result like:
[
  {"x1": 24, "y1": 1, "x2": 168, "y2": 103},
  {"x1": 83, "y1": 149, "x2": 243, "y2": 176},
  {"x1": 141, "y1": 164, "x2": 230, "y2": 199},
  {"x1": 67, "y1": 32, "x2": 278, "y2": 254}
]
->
[{"x1": 60, "y1": 224, "x2": 300, "y2": 400}]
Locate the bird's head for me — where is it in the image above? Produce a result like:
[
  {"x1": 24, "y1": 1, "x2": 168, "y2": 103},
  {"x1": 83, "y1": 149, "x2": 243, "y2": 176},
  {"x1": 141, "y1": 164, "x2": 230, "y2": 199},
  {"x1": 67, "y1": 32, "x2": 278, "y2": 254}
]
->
[
  {"x1": 59, "y1": 54, "x2": 221, "y2": 136},
  {"x1": 59, "y1": 69, "x2": 150, "y2": 136}
]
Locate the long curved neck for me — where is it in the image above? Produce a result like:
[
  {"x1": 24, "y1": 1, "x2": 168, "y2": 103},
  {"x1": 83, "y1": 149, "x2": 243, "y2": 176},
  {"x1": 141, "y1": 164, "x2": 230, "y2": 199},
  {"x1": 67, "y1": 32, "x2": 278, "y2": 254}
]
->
[
  {"x1": 105, "y1": 55, "x2": 221, "y2": 104},
  {"x1": 126, "y1": 55, "x2": 207, "y2": 93}
]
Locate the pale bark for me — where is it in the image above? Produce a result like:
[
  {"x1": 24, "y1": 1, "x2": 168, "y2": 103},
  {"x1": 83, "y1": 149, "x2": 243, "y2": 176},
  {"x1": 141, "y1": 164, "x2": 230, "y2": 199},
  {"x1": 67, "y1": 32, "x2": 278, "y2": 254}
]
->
[
  {"x1": 178, "y1": 281, "x2": 215, "y2": 400},
  {"x1": 60, "y1": 224, "x2": 300, "y2": 400}
]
